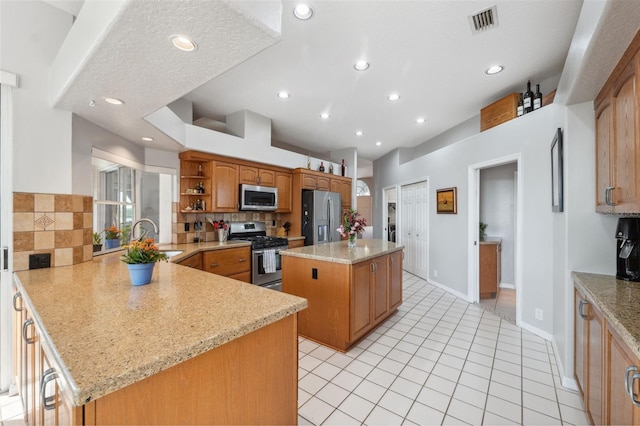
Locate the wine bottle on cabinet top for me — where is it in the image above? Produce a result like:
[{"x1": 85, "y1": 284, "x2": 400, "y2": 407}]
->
[
  {"x1": 517, "y1": 93, "x2": 524, "y2": 117},
  {"x1": 533, "y1": 84, "x2": 543, "y2": 110},
  {"x1": 319, "y1": 162, "x2": 325, "y2": 172},
  {"x1": 341, "y1": 159, "x2": 345, "y2": 176},
  {"x1": 523, "y1": 80, "x2": 534, "y2": 113}
]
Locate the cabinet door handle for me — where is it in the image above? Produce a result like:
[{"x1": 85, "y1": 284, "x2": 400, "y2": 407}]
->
[
  {"x1": 210, "y1": 263, "x2": 220, "y2": 268},
  {"x1": 605, "y1": 186, "x2": 616, "y2": 206},
  {"x1": 631, "y1": 372, "x2": 640, "y2": 407},
  {"x1": 370, "y1": 262, "x2": 377, "y2": 274},
  {"x1": 238, "y1": 258, "x2": 247, "y2": 263},
  {"x1": 40, "y1": 368, "x2": 57, "y2": 410},
  {"x1": 22, "y1": 318, "x2": 35, "y2": 344},
  {"x1": 626, "y1": 366, "x2": 638, "y2": 396},
  {"x1": 12, "y1": 292, "x2": 22, "y2": 312},
  {"x1": 578, "y1": 299, "x2": 589, "y2": 320}
]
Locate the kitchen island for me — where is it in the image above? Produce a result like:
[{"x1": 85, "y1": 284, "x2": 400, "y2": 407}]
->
[
  {"x1": 281, "y1": 239, "x2": 403, "y2": 352},
  {"x1": 12, "y1": 247, "x2": 307, "y2": 425}
]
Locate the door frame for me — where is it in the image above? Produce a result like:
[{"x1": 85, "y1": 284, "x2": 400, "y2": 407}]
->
[
  {"x1": 399, "y1": 178, "x2": 429, "y2": 279},
  {"x1": 468, "y1": 154, "x2": 522, "y2": 325},
  {"x1": 1, "y1": 71, "x2": 17, "y2": 391},
  {"x1": 381, "y1": 184, "x2": 398, "y2": 242}
]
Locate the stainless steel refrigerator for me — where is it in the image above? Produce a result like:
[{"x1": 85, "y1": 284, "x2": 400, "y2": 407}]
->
[{"x1": 302, "y1": 190, "x2": 342, "y2": 246}]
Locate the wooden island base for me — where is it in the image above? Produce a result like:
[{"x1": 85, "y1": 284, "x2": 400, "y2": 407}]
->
[{"x1": 282, "y1": 245, "x2": 403, "y2": 352}]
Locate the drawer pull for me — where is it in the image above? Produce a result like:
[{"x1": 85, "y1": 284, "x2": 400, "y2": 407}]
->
[
  {"x1": 210, "y1": 263, "x2": 220, "y2": 268},
  {"x1": 626, "y1": 366, "x2": 639, "y2": 396},
  {"x1": 12, "y1": 292, "x2": 22, "y2": 311},
  {"x1": 631, "y1": 372, "x2": 640, "y2": 407},
  {"x1": 22, "y1": 318, "x2": 35, "y2": 344},
  {"x1": 238, "y1": 258, "x2": 247, "y2": 263},
  {"x1": 578, "y1": 299, "x2": 589, "y2": 320},
  {"x1": 40, "y1": 368, "x2": 57, "y2": 410},
  {"x1": 605, "y1": 186, "x2": 616, "y2": 206}
]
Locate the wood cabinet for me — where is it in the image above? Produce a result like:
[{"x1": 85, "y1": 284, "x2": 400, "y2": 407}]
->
[
  {"x1": 211, "y1": 161, "x2": 239, "y2": 212},
  {"x1": 574, "y1": 282, "x2": 640, "y2": 425},
  {"x1": 287, "y1": 239, "x2": 304, "y2": 249},
  {"x1": 179, "y1": 158, "x2": 212, "y2": 213},
  {"x1": 595, "y1": 30, "x2": 640, "y2": 214},
  {"x1": 282, "y1": 249, "x2": 402, "y2": 351},
  {"x1": 203, "y1": 247, "x2": 251, "y2": 282},
  {"x1": 275, "y1": 172, "x2": 292, "y2": 213},
  {"x1": 177, "y1": 252, "x2": 202, "y2": 270},
  {"x1": 239, "y1": 166, "x2": 275, "y2": 186},
  {"x1": 479, "y1": 241, "x2": 501, "y2": 299}
]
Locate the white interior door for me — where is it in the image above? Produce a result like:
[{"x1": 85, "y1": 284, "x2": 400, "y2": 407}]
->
[{"x1": 401, "y1": 181, "x2": 428, "y2": 279}]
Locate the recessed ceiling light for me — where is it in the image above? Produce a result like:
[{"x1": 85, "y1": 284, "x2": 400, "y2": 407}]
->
[
  {"x1": 320, "y1": 113, "x2": 330, "y2": 119},
  {"x1": 170, "y1": 35, "x2": 198, "y2": 52},
  {"x1": 376, "y1": 141, "x2": 383, "y2": 146},
  {"x1": 355, "y1": 130, "x2": 364, "y2": 136},
  {"x1": 104, "y1": 97, "x2": 124, "y2": 105},
  {"x1": 141, "y1": 137, "x2": 154, "y2": 142},
  {"x1": 416, "y1": 117, "x2": 425, "y2": 124},
  {"x1": 387, "y1": 93, "x2": 400, "y2": 101},
  {"x1": 293, "y1": 4, "x2": 313, "y2": 20},
  {"x1": 485, "y1": 65, "x2": 504, "y2": 75},
  {"x1": 89, "y1": 99, "x2": 96, "y2": 107},
  {"x1": 354, "y1": 60, "x2": 369, "y2": 71},
  {"x1": 277, "y1": 91, "x2": 291, "y2": 99}
]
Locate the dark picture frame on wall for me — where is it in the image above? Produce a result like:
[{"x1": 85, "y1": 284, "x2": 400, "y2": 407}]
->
[
  {"x1": 551, "y1": 127, "x2": 564, "y2": 212},
  {"x1": 436, "y1": 187, "x2": 457, "y2": 214}
]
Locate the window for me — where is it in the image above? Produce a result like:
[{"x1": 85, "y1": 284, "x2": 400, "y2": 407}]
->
[
  {"x1": 356, "y1": 179, "x2": 371, "y2": 196},
  {"x1": 94, "y1": 160, "x2": 137, "y2": 244}
]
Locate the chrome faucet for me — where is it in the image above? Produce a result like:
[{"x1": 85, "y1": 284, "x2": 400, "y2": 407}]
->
[{"x1": 130, "y1": 218, "x2": 158, "y2": 243}]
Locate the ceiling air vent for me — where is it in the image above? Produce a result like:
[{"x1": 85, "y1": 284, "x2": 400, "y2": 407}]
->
[{"x1": 469, "y1": 5, "x2": 498, "y2": 34}]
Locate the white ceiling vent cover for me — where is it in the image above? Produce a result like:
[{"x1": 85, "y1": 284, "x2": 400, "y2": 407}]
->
[{"x1": 469, "y1": 5, "x2": 498, "y2": 34}]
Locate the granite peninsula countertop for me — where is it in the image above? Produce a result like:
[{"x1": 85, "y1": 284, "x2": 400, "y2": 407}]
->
[
  {"x1": 572, "y1": 271, "x2": 640, "y2": 359},
  {"x1": 281, "y1": 239, "x2": 403, "y2": 264},
  {"x1": 13, "y1": 245, "x2": 307, "y2": 406}
]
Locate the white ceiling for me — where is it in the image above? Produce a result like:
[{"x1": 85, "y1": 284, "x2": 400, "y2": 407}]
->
[{"x1": 45, "y1": 0, "x2": 637, "y2": 168}]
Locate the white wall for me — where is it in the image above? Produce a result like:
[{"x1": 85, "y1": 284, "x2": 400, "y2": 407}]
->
[
  {"x1": 553, "y1": 102, "x2": 617, "y2": 385},
  {"x1": 1, "y1": 1, "x2": 73, "y2": 193},
  {"x1": 480, "y1": 163, "x2": 517, "y2": 285},
  {"x1": 374, "y1": 105, "x2": 563, "y2": 334}
]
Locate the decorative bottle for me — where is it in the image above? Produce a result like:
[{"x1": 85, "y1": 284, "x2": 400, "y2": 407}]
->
[
  {"x1": 319, "y1": 162, "x2": 325, "y2": 172},
  {"x1": 341, "y1": 159, "x2": 346, "y2": 176},
  {"x1": 533, "y1": 84, "x2": 543, "y2": 110},
  {"x1": 197, "y1": 164, "x2": 203, "y2": 176},
  {"x1": 517, "y1": 93, "x2": 524, "y2": 117},
  {"x1": 523, "y1": 80, "x2": 534, "y2": 114}
]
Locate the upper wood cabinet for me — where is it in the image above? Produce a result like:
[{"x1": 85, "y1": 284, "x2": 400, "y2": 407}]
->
[
  {"x1": 275, "y1": 172, "x2": 292, "y2": 213},
  {"x1": 239, "y1": 166, "x2": 276, "y2": 186},
  {"x1": 179, "y1": 158, "x2": 212, "y2": 213},
  {"x1": 595, "y1": 30, "x2": 640, "y2": 214},
  {"x1": 212, "y1": 161, "x2": 239, "y2": 212}
]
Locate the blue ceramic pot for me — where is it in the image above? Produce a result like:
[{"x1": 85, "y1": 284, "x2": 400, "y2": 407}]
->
[
  {"x1": 127, "y1": 263, "x2": 156, "y2": 286},
  {"x1": 105, "y1": 239, "x2": 120, "y2": 249}
]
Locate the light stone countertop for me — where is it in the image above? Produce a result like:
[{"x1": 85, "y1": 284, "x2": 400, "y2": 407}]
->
[
  {"x1": 280, "y1": 239, "x2": 403, "y2": 264},
  {"x1": 572, "y1": 271, "x2": 640, "y2": 359},
  {"x1": 13, "y1": 246, "x2": 307, "y2": 406}
]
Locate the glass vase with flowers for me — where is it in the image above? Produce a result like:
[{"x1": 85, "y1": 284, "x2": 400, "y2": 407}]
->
[
  {"x1": 212, "y1": 220, "x2": 229, "y2": 242},
  {"x1": 337, "y1": 209, "x2": 367, "y2": 247}
]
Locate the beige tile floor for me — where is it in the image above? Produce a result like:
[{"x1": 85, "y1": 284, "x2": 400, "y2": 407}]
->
[
  {"x1": 479, "y1": 288, "x2": 516, "y2": 324},
  {"x1": 1, "y1": 274, "x2": 586, "y2": 425}
]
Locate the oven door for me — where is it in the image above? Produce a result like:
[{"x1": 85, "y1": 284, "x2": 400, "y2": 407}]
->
[{"x1": 252, "y1": 247, "x2": 284, "y2": 287}]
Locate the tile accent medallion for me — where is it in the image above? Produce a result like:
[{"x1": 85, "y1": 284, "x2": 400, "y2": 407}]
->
[{"x1": 13, "y1": 192, "x2": 93, "y2": 271}]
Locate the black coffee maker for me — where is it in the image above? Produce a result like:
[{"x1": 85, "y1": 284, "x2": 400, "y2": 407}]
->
[{"x1": 616, "y1": 218, "x2": 640, "y2": 281}]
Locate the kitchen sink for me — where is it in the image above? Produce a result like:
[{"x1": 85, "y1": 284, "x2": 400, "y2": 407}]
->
[{"x1": 160, "y1": 250, "x2": 184, "y2": 259}]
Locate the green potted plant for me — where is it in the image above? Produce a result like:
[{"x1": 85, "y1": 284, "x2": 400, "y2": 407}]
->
[
  {"x1": 479, "y1": 222, "x2": 488, "y2": 241},
  {"x1": 121, "y1": 238, "x2": 168, "y2": 286},
  {"x1": 92, "y1": 232, "x2": 102, "y2": 252},
  {"x1": 104, "y1": 226, "x2": 121, "y2": 249}
]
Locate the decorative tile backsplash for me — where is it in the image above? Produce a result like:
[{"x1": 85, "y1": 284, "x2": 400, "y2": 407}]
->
[
  {"x1": 171, "y1": 202, "x2": 288, "y2": 244},
  {"x1": 13, "y1": 193, "x2": 93, "y2": 271}
]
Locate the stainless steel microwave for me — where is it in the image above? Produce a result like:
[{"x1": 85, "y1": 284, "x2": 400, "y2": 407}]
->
[{"x1": 239, "y1": 184, "x2": 278, "y2": 211}]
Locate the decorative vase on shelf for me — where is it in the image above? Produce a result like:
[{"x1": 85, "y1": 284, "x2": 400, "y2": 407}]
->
[
  {"x1": 348, "y1": 234, "x2": 357, "y2": 248},
  {"x1": 127, "y1": 263, "x2": 156, "y2": 286},
  {"x1": 105, "y1": 239, "x2": 120, "y2": 249}
]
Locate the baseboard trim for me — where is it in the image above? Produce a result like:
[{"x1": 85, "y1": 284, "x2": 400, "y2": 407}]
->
[
  {"x1": 499, "y1": 282, "x2": 515, "y2": 289},
  {"x1": 519, "y1": 320, "x2": 553, "y2": 342},
  {"x1": 427, "y1": 278, "x2": 473, "y2": 303},
  {"x1": 552, "y1": 339, "x2": 579, "y2": 391}
]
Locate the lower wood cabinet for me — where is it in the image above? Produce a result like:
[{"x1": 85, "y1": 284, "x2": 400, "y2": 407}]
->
[
  {"x1": 203, "y1": 247, "x2": 251, "y2": 282},
  {"x1": 574, "y1": 283, "x2": 640, "y2": 425},
  {"x1": 282, "y1": 250, "x2": 403, "y2": 352},
  {"x1": 288, "y1": 239, "x2": 304, "y2": 249},
  {"x1": 177, "y1": 252, "x2": 202, "y2": 270},
  {"x1": 480, "y1": 241, "x2": 501, "y2": 299}
]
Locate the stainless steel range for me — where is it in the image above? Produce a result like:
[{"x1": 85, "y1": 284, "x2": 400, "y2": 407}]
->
[{"x1": 227, "y1": 222, "x2": 288, "y2": 291}]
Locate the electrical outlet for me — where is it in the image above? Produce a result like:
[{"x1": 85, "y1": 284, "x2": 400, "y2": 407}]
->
[
  {"x1": 434, "y1": 269, "x2": 438, "y2": 278},
  {"x1": 535, "y1": 308, "x2": 544, "y2": 321}
]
